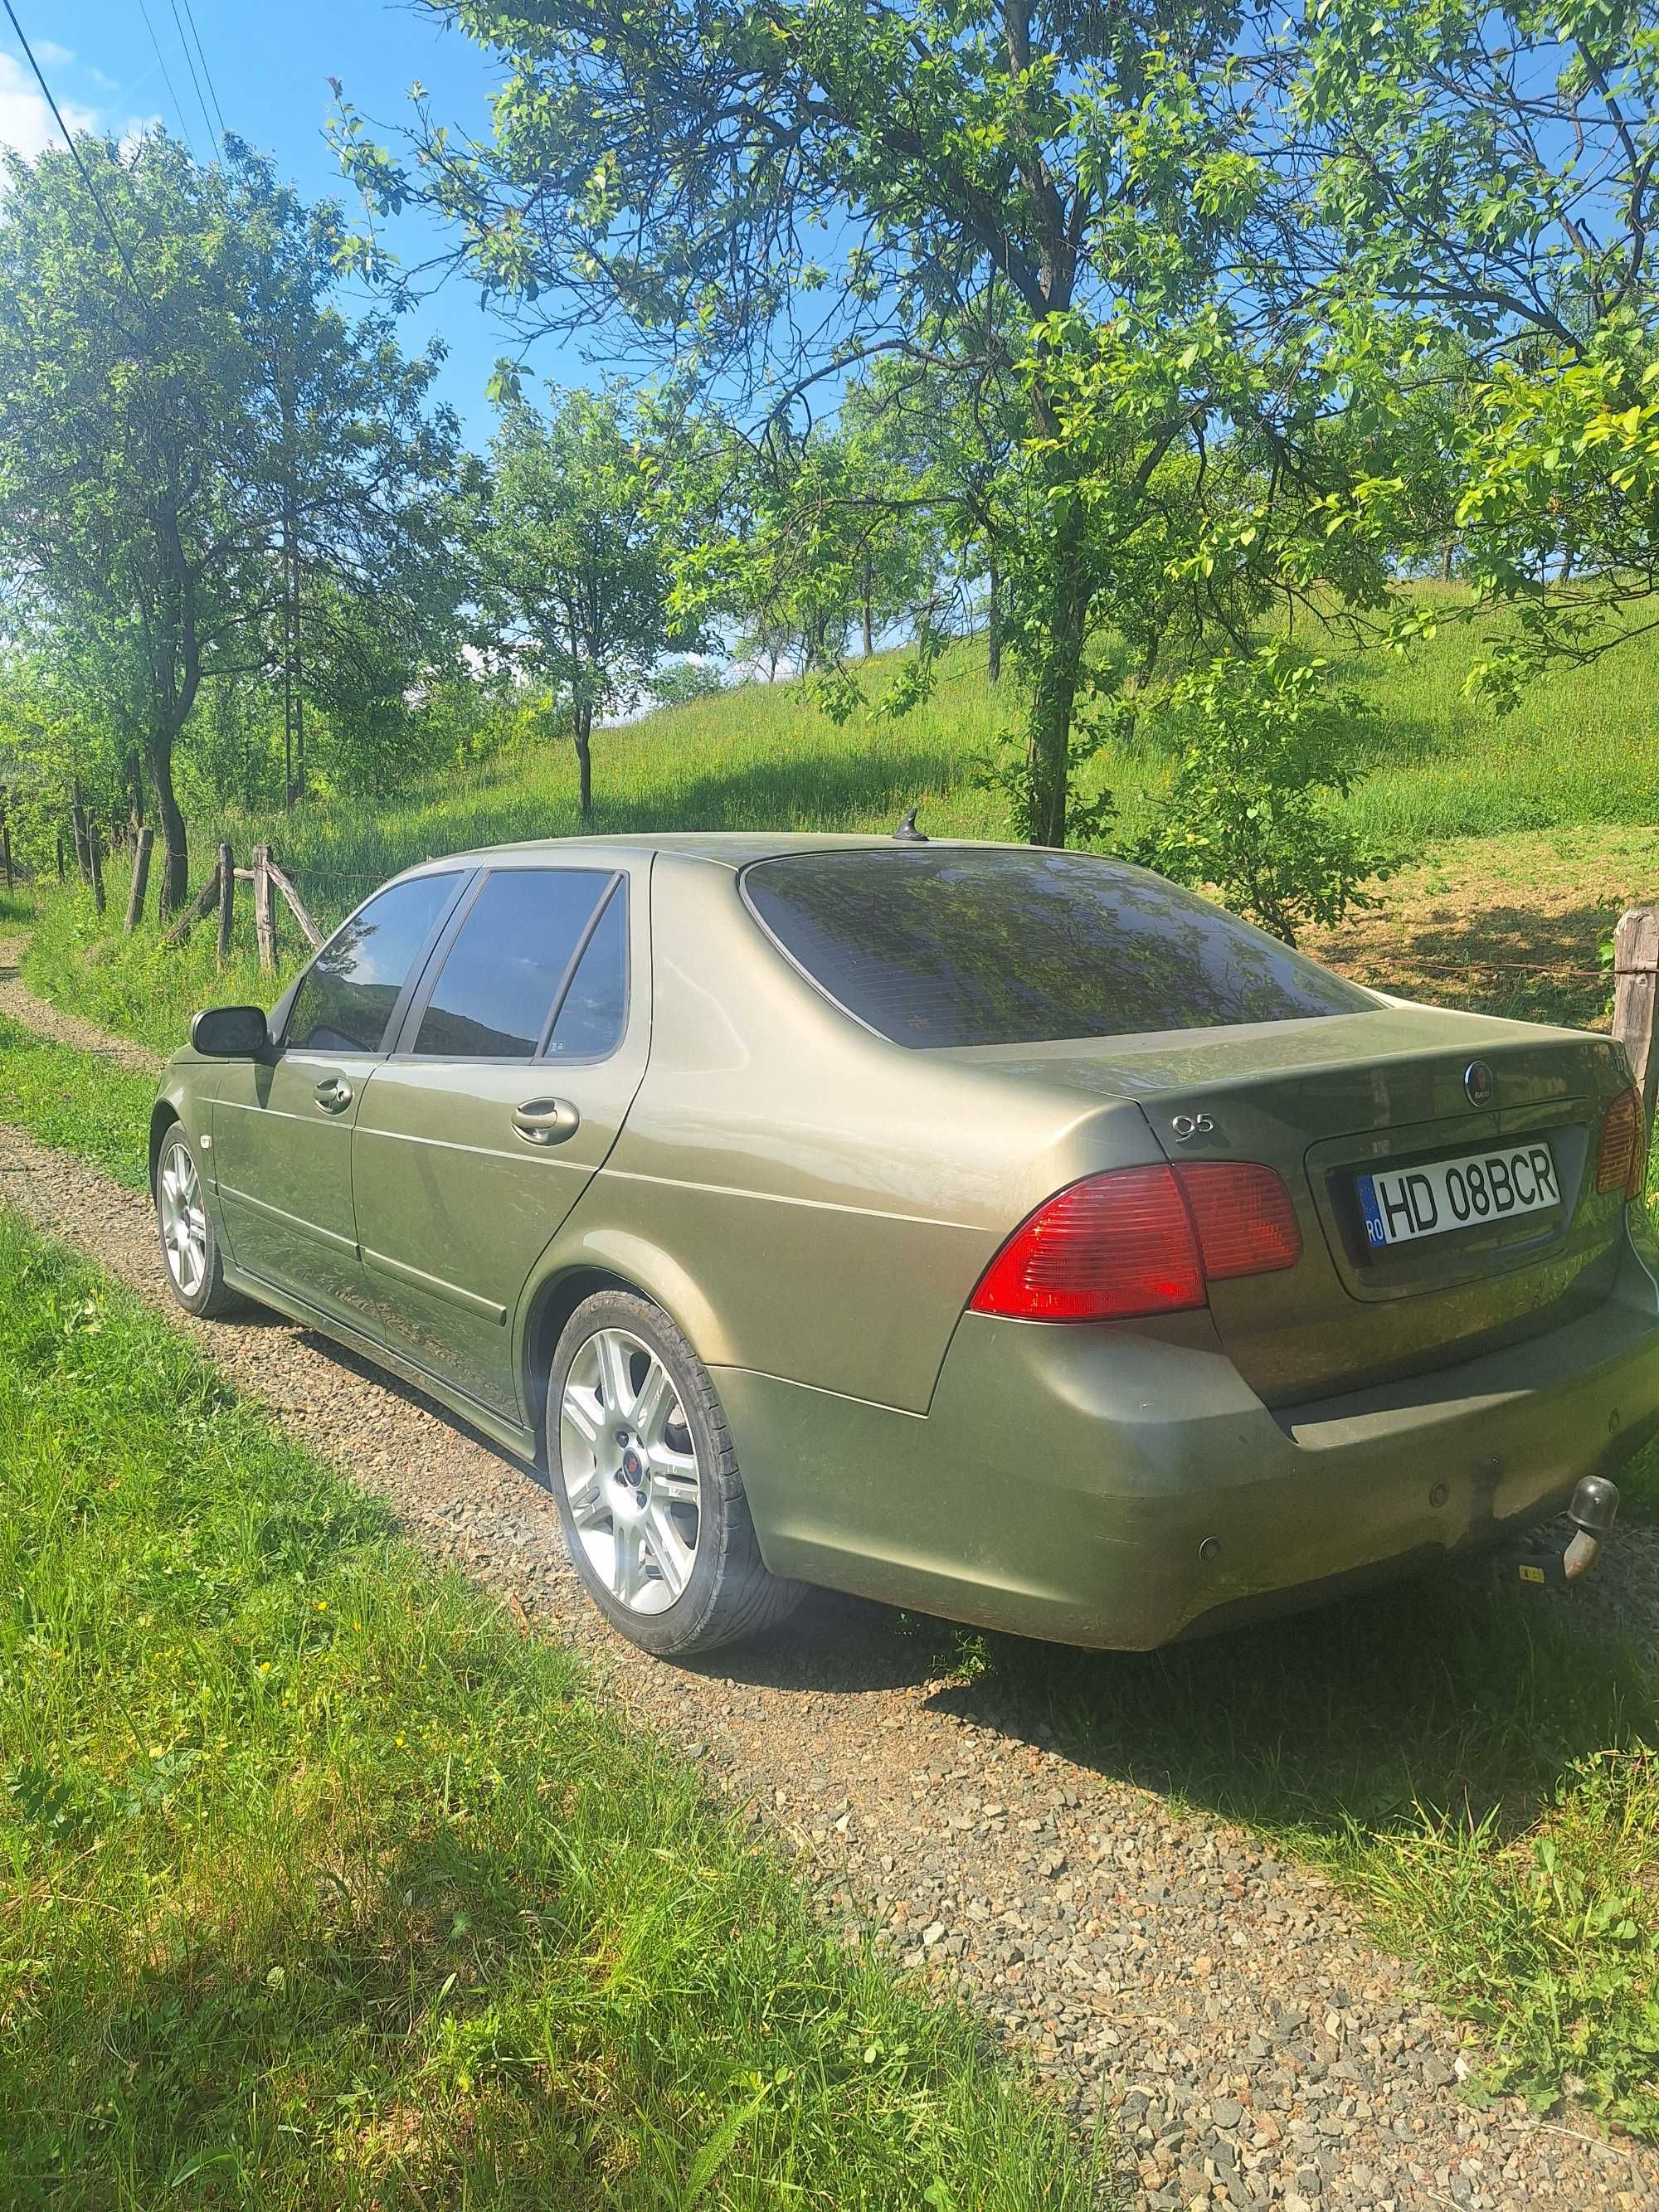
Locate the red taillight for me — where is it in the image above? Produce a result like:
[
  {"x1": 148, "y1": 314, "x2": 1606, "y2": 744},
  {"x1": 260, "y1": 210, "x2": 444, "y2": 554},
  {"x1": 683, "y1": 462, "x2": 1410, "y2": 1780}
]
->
[
  {"x1": 1174, "y1": 1160, "x2": 1303, "y2": 1278},
  {"x1": 1597, "y1": 1086, "x2": 1647, "y2": 1202},
  {"x1": 968, "y1": 1160, "x2": 1300, "y2": 1324}
]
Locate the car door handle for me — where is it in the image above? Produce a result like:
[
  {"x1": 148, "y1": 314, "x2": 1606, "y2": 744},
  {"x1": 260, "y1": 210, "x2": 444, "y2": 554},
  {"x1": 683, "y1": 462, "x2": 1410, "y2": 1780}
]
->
[
  {"x1": 513, "y1": 1097, "x2": 580, "y2": 1147},
  {"x1": 313, "y1": 1077, "x2": 353, "y2": 1113}
]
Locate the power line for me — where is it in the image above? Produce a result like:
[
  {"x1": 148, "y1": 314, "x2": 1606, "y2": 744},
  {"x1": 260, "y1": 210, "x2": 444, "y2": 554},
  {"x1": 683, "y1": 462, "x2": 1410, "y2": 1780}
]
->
[
  {"x1": 134, "y1": 0, "x2": 198, "y2": 160},
  {"x1": 165, "y1": 0, "x2": 217, "y2": 154},
  {"x1": 177, "y1": 0, "x2": 227, "y2": 146},
  {"x1": 1, "y1": 0, "x2": 147, "y2": 304}
]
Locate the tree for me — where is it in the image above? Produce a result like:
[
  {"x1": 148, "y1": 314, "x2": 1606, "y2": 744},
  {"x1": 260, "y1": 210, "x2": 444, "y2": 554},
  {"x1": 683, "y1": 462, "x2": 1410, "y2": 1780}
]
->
[
  {"x1": 333, "y1": 0, "x2": 1366, "y2": 844},
  {"x1": 336, "y1": 0, "x2": 1659, "y2": 830},
  {"x1": 241, "y1": 207, "x2": 478, "y2": 807},
  {"x1": 669, "y1": 414, "x2": 941, "y2": 700},
  {"x1": 0, "y1": 131, "x2": 466, "y2": 909},
  {"x1": 484, "y1": 386, "x2": 684, "y2": 816},
  {"x1": 1253, "y1": 0, "x2": 1659, "y2": 696}
]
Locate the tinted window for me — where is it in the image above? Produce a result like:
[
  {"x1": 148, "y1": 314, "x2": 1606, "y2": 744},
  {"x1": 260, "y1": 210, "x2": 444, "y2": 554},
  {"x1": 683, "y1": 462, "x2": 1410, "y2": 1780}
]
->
[
  {"x1": 547, "y1": 884, "x2": 627, "y2": 1058},
  {"x1": 413, "y1": 869, "x2": 612, "y2": 1059},
  {"x1": 743, "y1": 848, "x2": 1375, "y2": 1048},
  {"x1": 286, "y1": 873, "x2": 460, "y2": 1054}
]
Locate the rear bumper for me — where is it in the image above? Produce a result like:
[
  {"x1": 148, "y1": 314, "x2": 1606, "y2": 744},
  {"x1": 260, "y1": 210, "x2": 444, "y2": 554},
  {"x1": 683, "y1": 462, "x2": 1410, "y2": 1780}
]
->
[{"x1": 723, "y1": 1221, "x2": 1659, "y2": 1650}]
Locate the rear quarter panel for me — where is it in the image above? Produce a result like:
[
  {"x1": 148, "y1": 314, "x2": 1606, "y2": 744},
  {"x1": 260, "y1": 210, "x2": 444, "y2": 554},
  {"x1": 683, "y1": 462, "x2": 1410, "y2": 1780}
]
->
[{"x1": 566, "y1": 854, "x2": 1165, "y2": 1411}]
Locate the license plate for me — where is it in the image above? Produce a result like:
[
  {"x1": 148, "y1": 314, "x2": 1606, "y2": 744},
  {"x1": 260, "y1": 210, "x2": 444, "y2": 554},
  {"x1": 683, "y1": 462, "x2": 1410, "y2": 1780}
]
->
[{"x1": 1356, "y1": 1140, "x2": 1561, "y2": 1249}]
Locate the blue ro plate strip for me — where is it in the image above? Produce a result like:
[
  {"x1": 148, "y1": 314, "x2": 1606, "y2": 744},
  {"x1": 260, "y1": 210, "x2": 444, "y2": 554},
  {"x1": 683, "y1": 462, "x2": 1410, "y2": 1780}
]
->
[{"x1": 1356, "y1": 1174, "x2": 1387, "y2": 1248}]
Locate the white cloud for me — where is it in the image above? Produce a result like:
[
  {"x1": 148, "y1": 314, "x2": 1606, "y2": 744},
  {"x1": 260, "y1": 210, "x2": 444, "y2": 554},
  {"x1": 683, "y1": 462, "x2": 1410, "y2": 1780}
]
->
[
  {"x1": 34, "y1": 40, "x2": 72, "y2": 67},
  {"x1": 0, "y1": 50, "x2": 96, "y2": 161},
  {"x1": 119, "y1": 114, "x2": 163, "y2": 157}
]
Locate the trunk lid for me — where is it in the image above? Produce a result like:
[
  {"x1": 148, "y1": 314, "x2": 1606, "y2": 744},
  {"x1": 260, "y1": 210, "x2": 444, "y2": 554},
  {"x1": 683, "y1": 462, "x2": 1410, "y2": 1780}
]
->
[{"x1": 953, "y1": 1004, "x2": 1633, "y2": 1406}]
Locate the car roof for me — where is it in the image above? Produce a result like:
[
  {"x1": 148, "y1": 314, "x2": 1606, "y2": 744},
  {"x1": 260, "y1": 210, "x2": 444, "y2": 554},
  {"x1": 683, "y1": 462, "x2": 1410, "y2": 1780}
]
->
[{"x1": 399, "y1": 830, "x2": 1034, "y2": 875}]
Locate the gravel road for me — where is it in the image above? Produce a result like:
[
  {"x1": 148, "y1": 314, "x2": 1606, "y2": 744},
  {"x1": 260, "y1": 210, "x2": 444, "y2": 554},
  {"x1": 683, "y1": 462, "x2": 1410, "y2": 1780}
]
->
[
  {"x1": 0, "y1": 936, "x2": 164, "y2": 1073},
  {"x1": 0, "y1": 947, "x2": 1654, "y2": 2210}
]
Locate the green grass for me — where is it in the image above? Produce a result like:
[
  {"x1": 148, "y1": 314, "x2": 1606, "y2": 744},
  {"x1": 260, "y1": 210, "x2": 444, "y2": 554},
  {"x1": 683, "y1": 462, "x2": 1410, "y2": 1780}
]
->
[
  {"x1": 195, "y1": 584, "x2": 1659, "y2": 876},
  {"x1": 0, "y1": 1211, "x2": 1098, "y2": 2210},
  {"x1": 0, "y1": 1012, "x2": 155, "y2": 1187},
  {"x1": 22, "y1": 887, "x2": 275, "y2": 1063}
]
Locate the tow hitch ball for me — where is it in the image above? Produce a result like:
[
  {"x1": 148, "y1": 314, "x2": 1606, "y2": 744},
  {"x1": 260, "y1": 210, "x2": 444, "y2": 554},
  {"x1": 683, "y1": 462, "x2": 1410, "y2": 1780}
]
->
[{"x1": 1517, "y1": 1475, "x2": 1620, "y2": 1589}]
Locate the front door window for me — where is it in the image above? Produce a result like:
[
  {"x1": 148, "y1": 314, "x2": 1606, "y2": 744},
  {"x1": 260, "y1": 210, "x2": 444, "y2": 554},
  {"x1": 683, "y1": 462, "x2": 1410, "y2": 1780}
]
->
[{"x1": 287, "y1": 873, "x2": 463, "y2": 1054}]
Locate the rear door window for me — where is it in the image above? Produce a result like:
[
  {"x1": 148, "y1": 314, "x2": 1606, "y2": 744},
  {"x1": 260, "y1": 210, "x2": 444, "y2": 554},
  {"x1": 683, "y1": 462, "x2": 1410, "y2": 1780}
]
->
[
  {"x1": 285, "y1": 873, "x2": 461, "y2": 1055},
  {"x1": 547, "y1": 883, "x2": 628, "y2": 1059},
  {"x1": 411, "y1": 868, "x2": 616, "y2": 1059},
  {"x1": 742, "y1": 848, "x2": 1376, "y2": 1048}
]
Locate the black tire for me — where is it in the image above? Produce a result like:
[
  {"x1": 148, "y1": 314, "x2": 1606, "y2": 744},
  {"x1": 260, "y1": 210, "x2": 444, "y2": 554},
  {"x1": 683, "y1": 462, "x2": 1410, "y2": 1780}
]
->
[
  {"x1": 547, "y1": 1288, "x2": 804, "y2": 1657},
  {"x1": 153, "y1": 1123, "x2": 242, "y2": 1320}
]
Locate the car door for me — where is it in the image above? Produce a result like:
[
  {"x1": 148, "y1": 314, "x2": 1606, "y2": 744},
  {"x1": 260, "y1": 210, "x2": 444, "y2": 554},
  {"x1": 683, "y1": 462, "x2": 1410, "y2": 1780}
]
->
[
  {"x1": 210, "y1": 870, "x2": 467, "y2": 1334},
  {"x1": 351, "y1": 861, "x2": 650, "y2": 1417}
]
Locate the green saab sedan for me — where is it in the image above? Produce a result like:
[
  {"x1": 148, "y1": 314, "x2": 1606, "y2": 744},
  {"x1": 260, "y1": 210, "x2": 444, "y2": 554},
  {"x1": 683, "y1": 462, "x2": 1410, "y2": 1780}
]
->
[{"x1": 149, "y1": 832, "x2": 1658, "y2": 1655}]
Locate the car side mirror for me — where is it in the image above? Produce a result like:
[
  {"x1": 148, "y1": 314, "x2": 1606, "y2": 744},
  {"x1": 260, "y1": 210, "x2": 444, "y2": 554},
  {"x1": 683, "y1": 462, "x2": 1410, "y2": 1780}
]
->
[{"x1": 190, "y1": 1004, "x2": 269, "y2": 1057}]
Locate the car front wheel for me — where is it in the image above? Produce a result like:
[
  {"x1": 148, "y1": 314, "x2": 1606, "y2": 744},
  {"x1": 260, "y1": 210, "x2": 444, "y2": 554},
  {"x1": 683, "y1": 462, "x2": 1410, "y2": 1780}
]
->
[
  {"x1": 153, "y1": 1125, "x2": 241, "y2": 1319},
  {"x1": 547, "y1": 1289, "x2": 803, "y2": 1656}
]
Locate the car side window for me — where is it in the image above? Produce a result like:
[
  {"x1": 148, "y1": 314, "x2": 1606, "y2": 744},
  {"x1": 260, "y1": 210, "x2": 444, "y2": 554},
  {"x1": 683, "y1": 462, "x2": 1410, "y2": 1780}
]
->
[
  {"x1": 547, "y1": 882, "x2": 628, "y2": 1059},
  {"x1": 285, "y1": 873, "x2": 461, "y2": 1055},
  {"x1": 411, "y1": 868, "x2": 615, "y2": 1060}
]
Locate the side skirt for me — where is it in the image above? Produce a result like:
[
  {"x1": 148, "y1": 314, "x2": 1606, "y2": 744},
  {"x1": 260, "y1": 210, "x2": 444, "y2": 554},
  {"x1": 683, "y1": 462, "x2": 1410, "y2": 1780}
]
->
[{"x1": 220, "y1": 1262, "x2": 541, "y2": 1469}]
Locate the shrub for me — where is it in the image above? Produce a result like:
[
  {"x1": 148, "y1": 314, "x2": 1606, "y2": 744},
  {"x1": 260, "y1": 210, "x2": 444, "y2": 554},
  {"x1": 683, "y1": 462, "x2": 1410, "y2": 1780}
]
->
[{"x1": 1135, "y1": 645, "x2": 1388, "y2": 944}]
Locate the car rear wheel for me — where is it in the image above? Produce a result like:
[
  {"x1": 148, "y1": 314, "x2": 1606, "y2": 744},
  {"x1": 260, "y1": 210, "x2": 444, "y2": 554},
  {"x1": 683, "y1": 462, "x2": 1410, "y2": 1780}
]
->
[
  {"x1": 154, "y1": 1125, "x2": 241, "y2": 1318},
  {"x1": 547, "y1": 1289, "x2": 803, "y2": 1656}
]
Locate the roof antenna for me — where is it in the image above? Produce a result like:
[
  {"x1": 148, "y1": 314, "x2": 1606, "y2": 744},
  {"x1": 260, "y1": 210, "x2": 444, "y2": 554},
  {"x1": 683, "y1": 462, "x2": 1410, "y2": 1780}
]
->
[{"x1": 893, "y1": 806, "x2": 928, "y2": 843}]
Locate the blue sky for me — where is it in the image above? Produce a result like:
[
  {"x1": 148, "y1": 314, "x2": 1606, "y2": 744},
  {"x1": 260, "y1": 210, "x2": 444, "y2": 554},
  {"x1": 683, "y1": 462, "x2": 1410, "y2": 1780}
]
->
[{"x1": 0, "y1": 0, "x2": 586, "y2": 448}]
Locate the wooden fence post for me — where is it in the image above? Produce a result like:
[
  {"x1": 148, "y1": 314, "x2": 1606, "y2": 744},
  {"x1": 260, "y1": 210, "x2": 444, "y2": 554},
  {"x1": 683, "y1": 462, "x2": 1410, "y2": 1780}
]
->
[
  {"x1": 216, "y1": 842, "x2": 235, "y2": 966},
  {"x1": 253, "y1": 843, "x2": 276, "y2": 972},
  {"x1": 0, "y1": 790, "x2": 12, "y2": 893},
  {"x1": 87, "y1": 824, "x2": 105, "y2": 917},
  {"x1": 124, "y1": 824, "x2": 153, "y2": 933},
  {"x1": 161, "y1": 859, "x2": 222, "y2": 947},
  {"x1": 265, "y1": 855, "x2": 323, "y2": 950},
  {"x1": 55, "y1": 829, "x2": 65, "y2": 882},
  {"x1": 1613, "y1": 905, "x2": 1659, "y2": 1136}
]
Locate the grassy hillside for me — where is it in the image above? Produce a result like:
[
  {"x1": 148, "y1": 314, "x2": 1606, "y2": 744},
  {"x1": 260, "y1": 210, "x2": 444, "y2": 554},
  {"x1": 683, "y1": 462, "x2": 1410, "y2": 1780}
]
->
[
  {"x1": 174, "y1": 591, "x2": 1659, "y2": 919},
  {"x1": 15, "y1": 590, "x2": 1659, "y2": 1056}
]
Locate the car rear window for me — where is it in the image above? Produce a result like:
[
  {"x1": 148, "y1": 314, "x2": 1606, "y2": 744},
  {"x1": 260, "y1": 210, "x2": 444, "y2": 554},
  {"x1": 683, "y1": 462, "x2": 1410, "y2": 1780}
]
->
[{"x1": 742, "y1": 848, "x2": 1375, "y2": 1048}]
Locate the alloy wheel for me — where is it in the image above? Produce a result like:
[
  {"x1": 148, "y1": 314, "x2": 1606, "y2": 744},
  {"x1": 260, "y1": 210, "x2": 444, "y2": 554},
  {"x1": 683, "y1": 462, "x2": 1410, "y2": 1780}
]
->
[
  {"x1": 158, "y1": 1138, "x2": 207, "y2": 1300},
  {"x1": 559, "y1": 1326, "x2": 702, "y2": 1614}
]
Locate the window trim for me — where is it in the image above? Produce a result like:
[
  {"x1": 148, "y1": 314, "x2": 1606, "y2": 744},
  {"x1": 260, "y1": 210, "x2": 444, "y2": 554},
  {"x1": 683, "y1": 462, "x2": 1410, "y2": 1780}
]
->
[
  {"x1": 279, "y1": 868, "x2": 473, "y2": 1059},
  {"x1": 384, "y1": 865, "x2": 629, "y2": 1067}
]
